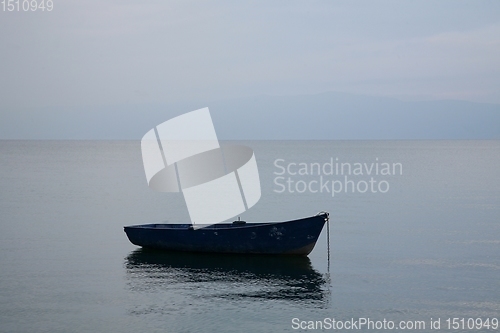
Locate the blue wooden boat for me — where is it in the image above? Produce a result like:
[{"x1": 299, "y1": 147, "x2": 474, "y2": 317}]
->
[{"x1": 124, "y1": 212, "x2": 329, "y2": 256}]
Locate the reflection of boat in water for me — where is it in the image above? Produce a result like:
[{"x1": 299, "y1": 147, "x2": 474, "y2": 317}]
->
[
  {"x1": 124, "y1": 212, "x2": 329, "y2": 256},
  {"x1": 125, "y1": 249, "x2": 328, "y2": 303}
]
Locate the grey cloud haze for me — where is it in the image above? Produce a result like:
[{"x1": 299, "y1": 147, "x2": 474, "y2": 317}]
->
[{"x1": 0, "y1": 1, "x2": 499, "y2": 139}]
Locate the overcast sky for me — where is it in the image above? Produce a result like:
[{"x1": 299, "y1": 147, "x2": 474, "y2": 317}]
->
[
  {"x1": 1, "y1": 1, "x2": 500, "y2": 116},
  {"x1": 0, "y1": 0, "x2": 500, "y2": 139}
]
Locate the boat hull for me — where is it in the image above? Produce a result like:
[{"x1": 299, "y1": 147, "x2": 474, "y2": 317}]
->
[{"x1": 124, "y1": 214, "x2": 328, "y2": 256}]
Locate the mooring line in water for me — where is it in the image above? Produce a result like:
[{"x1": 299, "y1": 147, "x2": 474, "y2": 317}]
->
[
  {"x1": 327, "y1": 213, "x2": 330, "y2": 272},
  {"x1": 317, "y1": 211, "x2": 331, "y2": 272},
  {"x1": 318, "y1": 211, "x2": 332, "y2": 299}
]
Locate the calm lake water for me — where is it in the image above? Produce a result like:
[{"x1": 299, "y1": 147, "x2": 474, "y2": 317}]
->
[{"x1": 0, "y1": 140, "x2": 499, "y2": 332}]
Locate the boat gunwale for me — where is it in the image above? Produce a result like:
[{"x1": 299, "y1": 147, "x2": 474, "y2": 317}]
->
[{"x1": 124, "y1": 214, "x2": 327, "y2": 231}]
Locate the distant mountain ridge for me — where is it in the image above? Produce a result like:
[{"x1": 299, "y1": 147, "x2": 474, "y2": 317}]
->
[
  {"x1": 211, "y1": 92, "x2": 499, "y2": 140},
  {"x1": 1, "y1": 92, "x2": 499, "y2": 140}
]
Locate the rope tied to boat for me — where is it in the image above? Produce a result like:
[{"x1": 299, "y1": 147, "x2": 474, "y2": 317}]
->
[{"x1": 316, "y1": 211, "x2": 330, "y2": 272}]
